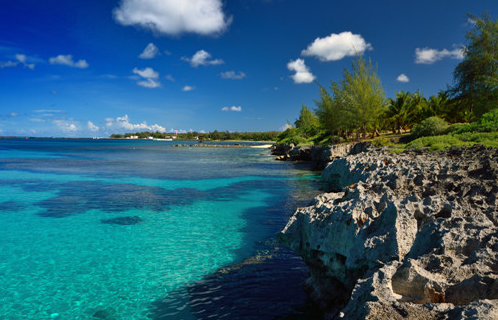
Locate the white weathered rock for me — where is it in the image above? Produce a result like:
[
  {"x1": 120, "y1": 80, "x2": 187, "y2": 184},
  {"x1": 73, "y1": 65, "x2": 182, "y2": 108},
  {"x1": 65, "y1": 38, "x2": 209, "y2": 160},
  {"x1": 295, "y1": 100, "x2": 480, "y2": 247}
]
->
[{"x1": 280, "y1": 145, "x2": 498, "y2": 319}]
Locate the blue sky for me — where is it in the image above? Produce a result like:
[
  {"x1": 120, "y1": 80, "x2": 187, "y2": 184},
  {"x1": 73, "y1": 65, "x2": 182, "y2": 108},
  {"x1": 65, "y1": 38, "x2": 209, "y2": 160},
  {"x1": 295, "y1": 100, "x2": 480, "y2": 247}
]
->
[{"x1": 1, "y1": 0, "x2": 497, "y2": 137}]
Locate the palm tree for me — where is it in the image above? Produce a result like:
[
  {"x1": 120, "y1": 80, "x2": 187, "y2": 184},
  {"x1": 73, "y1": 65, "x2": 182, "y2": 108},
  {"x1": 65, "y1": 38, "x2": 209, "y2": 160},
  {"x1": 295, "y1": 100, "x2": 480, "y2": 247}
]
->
[
  {"x1": 425, "y1": 91, "x2": 450, "y2": 119},
  {"x1": 385, "y1": 91, "x2": 412, "y2": 134}
]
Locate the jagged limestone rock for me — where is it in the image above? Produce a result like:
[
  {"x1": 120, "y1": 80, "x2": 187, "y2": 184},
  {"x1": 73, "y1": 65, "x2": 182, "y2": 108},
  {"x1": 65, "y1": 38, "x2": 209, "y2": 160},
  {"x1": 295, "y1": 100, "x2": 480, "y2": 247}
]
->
[{"x1": 280, "y1": 145, "x2": 498, "y2": 319}]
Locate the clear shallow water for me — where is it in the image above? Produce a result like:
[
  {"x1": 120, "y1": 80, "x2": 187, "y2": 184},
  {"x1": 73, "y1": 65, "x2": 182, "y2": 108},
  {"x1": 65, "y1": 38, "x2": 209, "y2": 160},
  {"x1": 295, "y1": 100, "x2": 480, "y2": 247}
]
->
[{"x1": 0, "y1": 139, "x2": 321, "y2": 320}]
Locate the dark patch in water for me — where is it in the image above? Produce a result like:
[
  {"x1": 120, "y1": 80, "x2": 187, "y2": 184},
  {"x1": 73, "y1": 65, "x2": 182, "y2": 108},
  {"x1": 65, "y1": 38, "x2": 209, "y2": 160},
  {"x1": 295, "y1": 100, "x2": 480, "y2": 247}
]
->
[
  {"x1": 101, "y1": 216, "x2": 143, "y2": 225},
  {"x1": 37, "y1": 195, "x2": 88, "y2": 218},
  {"x1": 32, "y1": 179, "x2": 292, "y2": 218},
  {"x1": 0, "y1": 200, "x2": 25, "y2": 212},
  {"x1": 35, "y1": 181, "x2": 214, "y2": 218},
  {"x1": 92, "y1": 308, "x2": 116, "y2": 319},
  {"x1": 149, "y1": 245, "x2": 322, "y2": 320}
]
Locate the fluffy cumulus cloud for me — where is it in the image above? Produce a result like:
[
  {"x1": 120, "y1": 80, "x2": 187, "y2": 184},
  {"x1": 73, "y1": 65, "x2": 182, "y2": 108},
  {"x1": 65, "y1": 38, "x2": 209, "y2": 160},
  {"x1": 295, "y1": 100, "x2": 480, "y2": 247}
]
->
[
  {"x1": 132, "y1": 67, "x2": 161, "y2": 88},
  {"x1": 221, "y1": 106, "x2": 242, "y2": 112},
  {"x1": 113, "y1": 0, "x2": 230, "y2": 36},
  {"x1": 182, "y1": 85, "x2": 195, "y2": 91},
  {"x1": 105, "y1": 114, "x2": 166, "y2": 132},
  {"x1": 220, "y1": 70, "x2": 246, "y2": 79},
  {"x1": 415, "y1": 47, "x2": 464, "y2": 64},
  {"x1": 53, "y1": 119, "x2": 78, "y2": 133},
  {"x1": 132, "y1": 67, "x2": 159, "y2": 79},
  {"x1": 302, "y1": 31, "x2": 373, "y2": 61},
  {"x1": 287, "y1": 58, "x2": 315, "y2": 84},
  {"x1": 87, "y1": 121, "x2": 99, "y2": 132},
  {"x1": 396, "y1": 73, "x2": 410, "y2": 83},
  {"x1": 183, "y1": 50, "x2": 224, "y2": 67},
  {"x1": 49, "y1": 55, "x2": 89, "y2": 68},
  {"x1": 139, "y1": 43, "x2": 159, "y2": 59}
]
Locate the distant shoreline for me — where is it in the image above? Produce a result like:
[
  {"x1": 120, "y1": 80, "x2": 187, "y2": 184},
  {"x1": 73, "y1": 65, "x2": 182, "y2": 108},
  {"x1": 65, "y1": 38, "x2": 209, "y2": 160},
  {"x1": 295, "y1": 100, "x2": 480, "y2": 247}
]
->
[{"x1": 0, "y1": 136, "x2": 276, "y2": 144}]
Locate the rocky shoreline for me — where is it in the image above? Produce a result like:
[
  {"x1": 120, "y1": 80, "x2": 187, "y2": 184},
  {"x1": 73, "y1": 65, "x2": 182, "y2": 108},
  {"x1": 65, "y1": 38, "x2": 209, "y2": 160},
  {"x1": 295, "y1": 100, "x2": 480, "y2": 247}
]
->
[{"x1": 278, "y1": 143, "x2": 498, "y2": 319}]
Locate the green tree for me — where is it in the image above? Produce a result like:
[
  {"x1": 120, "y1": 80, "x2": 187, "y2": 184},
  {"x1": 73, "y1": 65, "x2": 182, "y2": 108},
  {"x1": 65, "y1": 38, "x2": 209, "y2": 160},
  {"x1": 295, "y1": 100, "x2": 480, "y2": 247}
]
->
[
  {"x1": 294, "y1": 104, "x2": 319, "y2": 138},
  {"x1": 407, "y1": 91, "x2": 428, "y2": 124},
  {"x1": 425, "y1": 91, "x2": 451, "y2": 120},
  {"x1": 314, "y1": 86, "x2": 346, "y2": 140},
  {"x1": 451, "y1": 12, "x2": 498, "y2": 119},
  {"x1": 385, "y1": 91, "x2": 412, "y2": 134},
  {"x1": 337, "y1": 55, "x2": 386, "y2": 138}
]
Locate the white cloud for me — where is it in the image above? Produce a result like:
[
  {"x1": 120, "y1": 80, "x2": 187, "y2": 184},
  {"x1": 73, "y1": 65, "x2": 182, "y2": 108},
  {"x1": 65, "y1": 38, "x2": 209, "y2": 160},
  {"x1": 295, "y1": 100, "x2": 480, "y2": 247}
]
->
[
  {"x1": 53, "y1": 119, "x2": 78, "y2": 132},
  {"x1": 182, "y1": 85, "x2": 195, "y2": 91},
  {"x1": 87, "y1": 121, "x2": 99, "y2": 132},
  {"x1": 150, "y1": 124, "x2": 166, "y2": 132},
  {"x1": 105, "y1": 114, "x2": 166, "y2": 132},
  {"x1": 139, "y1": 43, "x2": 159, "y2": 59},
  {"x1": 113, "y1": 0, "x2": 230, "y2": 36},
  {"x1": 220, "y1": 70, "x2": 246, "y2": 79},
  {"x1": 15, "y1": 54, "x2": 27, "y2": 63},
  {"x1": 132, "y1": 67, "x2": 161, "y2": 88},
  {"x1": 183, "y1": 50, "x2": 224, "y2": 67},
  {"x1": 132, "y1": 67, "x2": 159, "y2": 79},
  {"x1": 280, "y1": 123, "x2": 293, "y2": 131},
  {"x1": 15, "y1": 54, "x2": 35, "y2": 69},
  {"x1": 33, "y1": 109, "x2": 66, "y2": 115},
  {"x1": 0, "y1": 54, "x2": 35, "y2": 69},
  {"x1": 165, "y1": 74, "x2": 175, "y2": 82},
  {"x1": 49, "y1": 54, "x2": 89, "y2": 68},
  {"x1": 0, "y1": 61, "x2": 18, "y2": 68},
  {"x1": 221, "y1": 106, "x2": 242, "y2": 112},
  {"x1": 100, "y1": 74, "x2": 118, "y2": 79},
  {"x1": 414, "y1": 47, "x2": 464, "y2": 64},
  {"x1": 396, "y1": 74, "x2": 409, "y2": 83},
  {"x1": 137, "y1": 79, "x2": 161, "y2": 88},
  {"x1": 287, "y1": 58, "x2": 315, "y2": 84},
  {"x1": 302, "y1": 31, "x2": 373, "y2": 61}
]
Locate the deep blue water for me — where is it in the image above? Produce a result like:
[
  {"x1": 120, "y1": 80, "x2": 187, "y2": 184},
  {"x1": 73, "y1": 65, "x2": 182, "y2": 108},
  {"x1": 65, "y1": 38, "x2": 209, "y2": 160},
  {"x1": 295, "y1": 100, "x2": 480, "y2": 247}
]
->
[{"x1": 0, "y1": 139, "x2": 321, "y2": 320}]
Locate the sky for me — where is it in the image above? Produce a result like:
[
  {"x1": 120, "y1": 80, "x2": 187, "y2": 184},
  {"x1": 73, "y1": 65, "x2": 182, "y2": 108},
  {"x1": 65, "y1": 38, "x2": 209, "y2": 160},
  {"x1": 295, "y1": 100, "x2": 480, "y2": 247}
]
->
[{"x1": 1, "y1": 0, "x2": 497, "y2": 137}]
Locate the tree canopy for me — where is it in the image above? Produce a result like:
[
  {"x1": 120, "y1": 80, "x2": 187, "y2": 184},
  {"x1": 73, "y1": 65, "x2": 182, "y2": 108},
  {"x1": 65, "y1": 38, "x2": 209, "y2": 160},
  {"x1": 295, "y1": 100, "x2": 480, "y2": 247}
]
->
[
  {"x1": 451, "y1": 12, "x2": 498, "y2": 119},
  {"x1": 314, "y1": 55, "x2": 386, "y2": 140},
  {"x1": 294, "y1": 105, "x2": 319, "y2": 138}
]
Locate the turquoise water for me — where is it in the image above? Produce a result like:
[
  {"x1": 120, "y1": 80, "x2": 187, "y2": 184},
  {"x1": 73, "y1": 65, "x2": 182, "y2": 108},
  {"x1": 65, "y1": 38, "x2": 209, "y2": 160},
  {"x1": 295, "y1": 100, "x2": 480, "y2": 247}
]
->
[{"x1": 0, "y1": 139, "x2": 320, "y2": 319}]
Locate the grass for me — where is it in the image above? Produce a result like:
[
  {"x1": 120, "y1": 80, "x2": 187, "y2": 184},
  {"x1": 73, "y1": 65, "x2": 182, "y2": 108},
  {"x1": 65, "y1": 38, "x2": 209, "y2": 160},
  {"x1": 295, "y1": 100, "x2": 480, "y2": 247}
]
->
[{"x1": 387, "y1": 131, "x2": 498, "y2": 152}]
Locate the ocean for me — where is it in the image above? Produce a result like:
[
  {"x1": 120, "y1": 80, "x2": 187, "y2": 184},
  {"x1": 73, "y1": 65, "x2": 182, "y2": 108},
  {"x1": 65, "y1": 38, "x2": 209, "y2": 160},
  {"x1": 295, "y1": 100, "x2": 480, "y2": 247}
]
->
[{"x1": 0, "y1": 138, "x2": 321, "y2": 320}]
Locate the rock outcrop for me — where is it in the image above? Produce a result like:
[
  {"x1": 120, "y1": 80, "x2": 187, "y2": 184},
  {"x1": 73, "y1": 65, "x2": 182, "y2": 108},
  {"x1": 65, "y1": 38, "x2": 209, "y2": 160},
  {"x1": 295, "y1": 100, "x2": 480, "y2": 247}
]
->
[
  {"x1": 272, "y1": 142, "x2": 371, "y2": 169},
  {"x1": 279, "y1": 145, "x2": 498, "y2": 319}
]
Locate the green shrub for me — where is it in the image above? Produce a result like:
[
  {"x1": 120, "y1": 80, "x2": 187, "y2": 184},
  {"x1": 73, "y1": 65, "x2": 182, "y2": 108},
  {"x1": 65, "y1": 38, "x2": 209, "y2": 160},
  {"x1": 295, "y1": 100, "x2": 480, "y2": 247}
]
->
[
  {"x1": 398, "y1": 131, "x2": 498, "y2": 151},
  {"x1": 445, "y1": 123, "x2": 471, "y2": 134},
  {"x1": 372, "y1": 136, "x2": 394, "y2": 147},
  {"x1": 452, "y1": 108, "x2": 498, "y2": 134},
  {"x1": 279, "y1": 135, "x2": 307, "y2": 145},
  {"x1": 411, "y1": 116, "x2": 449, "y2": 138},
  {"x1": 405, "y1": 135, "x2": 465, "y2": 151},
  {"x1": 474, "y1": 108, "x2": 498, "y2": 132}
]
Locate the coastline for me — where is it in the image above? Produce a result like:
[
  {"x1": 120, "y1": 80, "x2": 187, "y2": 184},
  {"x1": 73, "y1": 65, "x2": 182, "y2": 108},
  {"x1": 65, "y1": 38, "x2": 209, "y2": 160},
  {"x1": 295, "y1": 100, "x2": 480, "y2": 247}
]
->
[{"x1": 278, "y1": 143, "x2": 498, "y2": 319}]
